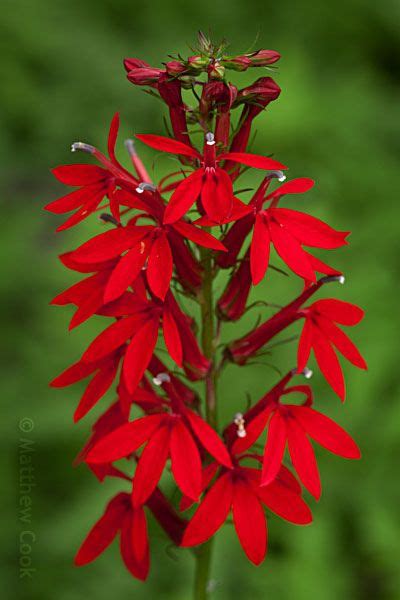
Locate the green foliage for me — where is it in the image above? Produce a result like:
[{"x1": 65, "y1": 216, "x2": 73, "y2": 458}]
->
[{"x1": 2, "y1": 0, "x2": 399, "y2": 598}]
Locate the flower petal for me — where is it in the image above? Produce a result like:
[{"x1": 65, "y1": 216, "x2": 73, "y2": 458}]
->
[
  {"x1": 104, "y1": 239, "x2": 151, "y2": 303},
  {"x1": 312, "y1": 330, "x2": 346, "y2": 400},
  {"x1": 312, "y1": 299, "x2": 364, "y2": 326},
  {"x1": 86, "y1": 414, "x2": 165, "y2": 463},
  {"x1": 163, "y1": 170, "x2": 203, "y2": 224},
  {"x1": 122, "y1": 317, "x2": 159, "y2": 394},
  {"x1": 261, "y1": 411, "x2": 287, "y2": 486},
  {"x1": 232, "y1": 480, "x2": 267, "y2": 565},
  {"x1": 162, "y1": 305, "x2": 183, "y2": 367},
  {"x1": 184, "y1": 409, "x2": 233, "y2": 468},
  {"x1": 147, "y1": 232, "x2": 173, "y2": 300},
  {"x1": 250, "y1": 213, "x2": 270, "y2": 284},
  {"x1": 171, "y1": 220, "x2": 227, "y2": 251},
  {"x1": 181, "y1": 473, "x2": 233, "y2": 547},
  {"x1": 219, "y1": 152, "x2": 287, "y2": 171},
  {"x1": 269, "y1": 219, "x2": 316, "y2": 281},
  {"x1": 136, "y1": 134, "x2": 201, "y2": 158},
  {"x1": 132, "y1": 425, "x2": 171, "y2": 506},
  {"x1": 286, "y1": 418, "x2": 321, "y2": 499},
  {"x1": 170, "y1": 419, "x2": 202, "y2": 500}
]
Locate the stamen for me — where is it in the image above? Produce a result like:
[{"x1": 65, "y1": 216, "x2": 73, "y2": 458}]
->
[
  {"x1": 302, "y1": 367, "x2": 313, "y2": 379},
  {"x1": 71, "y1": 142, "x2": 95, "y2": 154},
  {"x1": 321, "y1": 274, "x2": 346, "y2": 285},
  {"x1": 234, "y1": 412, "x2": 247, "y2": 438},
  {"x1": 267, "y1": 170, "x2": 286, "y2": 182},
  {"x1": 153, "y1": 372, "x2": 171, "y2": 386},
  {"x1": 124, "y1": 139, "x2": 137, "y2": 157},
  {"x1": 136, "y1": 182, "x2": 157, "y2": 194},
  {"x1": 205, "y1": 132, "x2": 216, "y2": 146}
]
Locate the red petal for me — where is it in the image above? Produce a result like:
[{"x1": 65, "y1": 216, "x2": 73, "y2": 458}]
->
[
  {"x1": 86, "y1": 414, "x2": 164, "y2": 463},
  {"x1": 147, "y1": 232, "x2": 173, "y2": 300},
  {"x1": 184, "y1": 409, "x2": 233, "y2": 468},
  {"x1": 82, "y1": 315, "x2": 140, "y2": 363},
  {"x1": 267, "y1": 178, "x2": 315, "y2": 198},
  {"x1": 201, "y1": 169, "x2": 233, "y2": 224},
  {"x1": 120, "y1": 512, "x2": 149, "y2": 581},
  {"x1": 258, "y1": 479, "x2": 312, "y2": 525},
  {"x1": 250, "y1": 213, "x2": 270, "y2": 284},
  {"x1": 317, "y1": 317, "x2": 367, "y2": 369},
  {"x1": 74, "y1": 360, "x2": 119, "y2": 422},
  {"x1": 261, "y1": 411, "x2": 287, "y2": 486},
  {"x1": 312, "y1": 330, "x2": 346, "y2": 400},
  {"x1": 289, "y1": 406, "x2": 361, "y2": 459},
  {"x1": 162, "y1": 306, "x2": 183, "y2": 367},
  {"x1": 170, "y1": 419, "x2": 202, "y2": 500},
  {"x1": 75, "y1": 493, "x2": 129, "y2": 565},
  {"x1": 286, "y1": 418, "x2": 321, "y2": 499},
  {"x1": 104, "y1": 239, "x2": 151, "y2": 303},
  {"x1": 50, "y1": 360, "x2": 98, "y2": 387},
  {"x1": 136, "y1": 134, "x2": 200, "y2": 158},
  {"x1": 232, "y1": 480, "x2": 267, "y2": 565},
  {"x1": 181, "y1": 474, "x2": 233, "y2": 547},
  {"x1": 44, "y1": 186, "x2": 99, "y2": 214},
  {"x1": 132, "y1": 425, "x2": 171, "y2": 506},
  {"x1": 108, "y1": 113, "x2": 119, "y2": 163},
  {"x1": 269, "y1": 219, "x2": 316, "y2": 281},
  {"x1": 219, "y1": 152, "x2": 287, "y2": 171},
  {"x1": 52, "y1": 164, "x2": 108, "y2": 185},
  {"x1": 164, "y1": 170, "x2": 203, "y2": 224},
  {"x1": 171, "y1": 220, "x2": 227, "y2": 251},
  {"x1": 122, "y1": 318, "x2": 159, "y2": 394},
  {"x1": 297, "y1": 318, "x2": 314, "y2": 372},
  {"x1": 271, "y1": 208, "x2": 348, "y2": 248},
  {"x1": 313, "y1": 299, "x2": 364, "y2": 326},
  {"x1": 71, "y1": 227, "x2": 146, "y2": 263}
]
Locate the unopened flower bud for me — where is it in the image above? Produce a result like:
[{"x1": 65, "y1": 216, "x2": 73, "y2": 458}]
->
[
  {"x1": 209, "y1": 61, "x2": 225, "y2": 80},
  {"x1": 222, "y1": 56, "x2": 251, "y2": 72},
  {"x1": 248, "y1": 49, "x2": 281, "y2": 67},
  {"x1": 166, "y1": 61, "x2": 187, "y2": 76},
  {"x1": 188, "y1": 55, "x2": 209, "y2": 69}
]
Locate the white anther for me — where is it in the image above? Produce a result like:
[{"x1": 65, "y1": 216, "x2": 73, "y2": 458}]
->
[
  {"x1": 206, "y1": 132, "x2": 216, "y2": 145},
  {"x1": 302, "y1": 367, "x2": 313, "y2": 379},
  {"x1": 268, "y1": 170, "x2": 286, "y2": 182},
  {"x1": 153, "y1": 372, "x2": 171, "y2": 386},
  {"x1": 321, "y1": 274, "x2": 346, "y2": 285},
  {"x1": 136, "y1": 182, "x2": 157, "y2": 194},
  {"x1": 234, "y1": 412, "x2": 247, "y2": 438},
  {"x1": 71, "y1": 142, "x2": 95, "y2": 154},
  {"x1": 124, "y1": 139, "x2": 137, "y2": 157}
]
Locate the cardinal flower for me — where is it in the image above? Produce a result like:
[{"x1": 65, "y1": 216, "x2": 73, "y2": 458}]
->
[
  {"x1": 297, "y1": 299, "x2": 367, "y2": 400},
  {"x1": 75, "y1": 486, "x2": 186, "y2": 582},
  {"x1": 135, "y1": 132, "x2": 287, "y2": 224},
  {"x1": 231, "y1": 383, "x2": 361, "y2": 499},
  {"x1": 45, "y1": 114, "x2": 138, "y2": 229},
  {"x1": 218, "y1": 174, "x2": 348, "y2": 284},
  {"x1": 68, "y1": 204, "x2": 225, "y2": 301},
  {"x1": 86, "y1": 407, "x2": 232, "y2": 506},
  {"x1": 181, "y1": 457, "x2": 312, "y2": 565},
  {"x1": 79, "y1": 290, "x2": 208, "y2": 395}
]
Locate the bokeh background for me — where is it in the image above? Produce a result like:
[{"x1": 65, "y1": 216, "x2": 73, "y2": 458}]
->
[{"x1": 2, "y1": 0, "x2": 400, "y2": 598}]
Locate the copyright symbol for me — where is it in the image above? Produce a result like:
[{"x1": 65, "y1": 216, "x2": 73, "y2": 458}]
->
[{"x1": 19, "y1": 418, "x2": 34, "y2": 433}]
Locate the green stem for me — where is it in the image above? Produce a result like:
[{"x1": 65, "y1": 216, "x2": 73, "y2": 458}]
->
[{"x1": 193, "y1": 245, "x2": 217, "y2": 599}]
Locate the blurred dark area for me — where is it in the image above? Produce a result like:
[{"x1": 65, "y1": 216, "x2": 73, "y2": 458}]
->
[{"x1": 1, "y1": 0, "x2": 399, "y2": 598}]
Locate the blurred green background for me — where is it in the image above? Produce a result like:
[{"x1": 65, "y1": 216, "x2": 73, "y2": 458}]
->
[{"x1": 2, "y1": 0, "x2": 400, "y2": 598}]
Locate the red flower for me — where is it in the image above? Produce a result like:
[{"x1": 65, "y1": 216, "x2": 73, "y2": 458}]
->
[
  {"x1": 297, "y1": 299, "x2": 367, "y2": 400},
  {"x1": 86, "y1": 407, "x2": 232, "y2": 506},
  {"x1": 79, "y1": 290, "x2": 207, "y2": 395},
  {"x1": 68, "y1": 203, "x2": 225, "y2": 302},
  {"x1": 135, "y1": 132, "x2": 287, "y2": 224},
  {"x1": 219, "y1": 175, "x2": 348, "y2": 284},
  {"x1": 45, "y1": 114, "x2": 137, "y2": 229},
  {"x1": 181, "y1": 458, "x2": 312, "y2": 565},
  {"x1": 232, "y1": 382, "x2": 360, "y2": 500}
]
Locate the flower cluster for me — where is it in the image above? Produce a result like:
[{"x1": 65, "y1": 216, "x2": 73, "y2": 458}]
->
[{"x1": 47, "y1": 33, "x2": 366, "y2": 587}]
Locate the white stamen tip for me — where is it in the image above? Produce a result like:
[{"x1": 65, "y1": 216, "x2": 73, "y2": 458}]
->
[
  {"x1": 124, "y1": 139, "x2": 137, "y2": 156},
  {"x1": 234, "y1": 412, "x2": 246, "y2": 438},
  {"x1": 321, "y1": 274, "x2": 346, "y2": 285},
  {"x1": 153, "y1": 372, "x2": 171, "y2": 386},
  {"x1": 136, "y1": 182, "x2": 157, "y2": 194},
  {"x1": 237, "y1": 429, "x2": 247, "y2": 438},
  {"x1": 338, "y1": 275, "x2": 345, "y2": 284},
  {"x1": 302, "y1": 367, "x2": 313, "y2": 379},
  {"x1": 71, "y1": 142, "x2": 95, "y2": 154},
  {"x1": 268, "y1": 170, "x2": 286, "y2": 182},
  {"x1": 206, "y1": 132, "x2": 215, "y2": 145}
]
